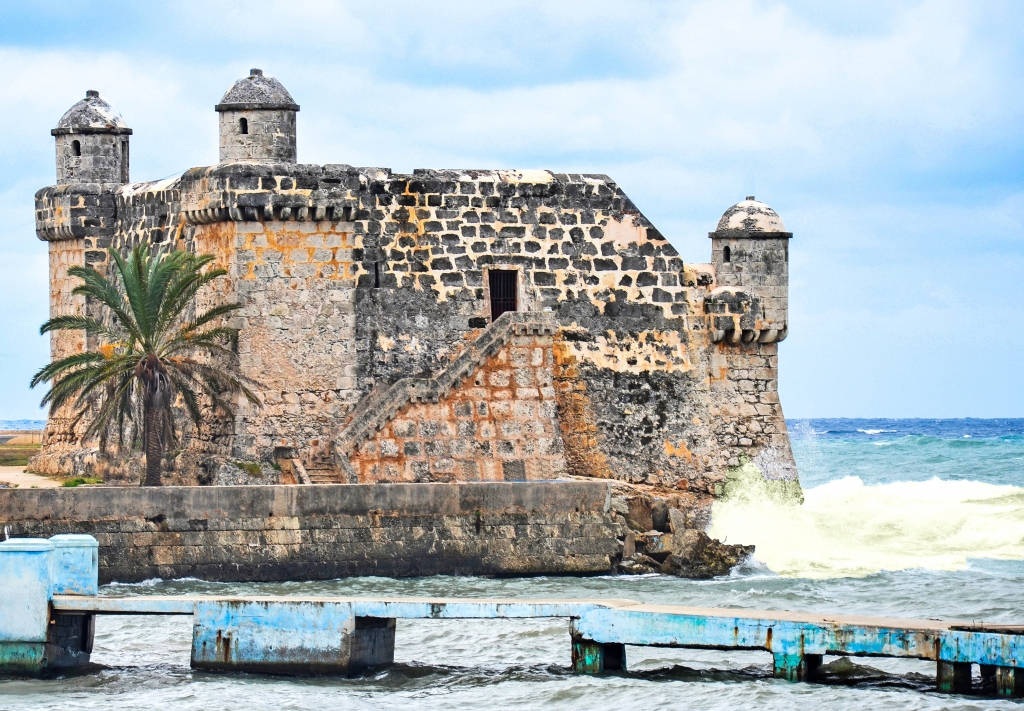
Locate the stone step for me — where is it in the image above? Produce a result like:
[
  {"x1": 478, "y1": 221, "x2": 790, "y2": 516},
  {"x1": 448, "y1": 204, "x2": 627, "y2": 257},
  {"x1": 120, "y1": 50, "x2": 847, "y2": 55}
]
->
[{"x1": 307, "y1": 468, "x2": 344, "y2": 484}]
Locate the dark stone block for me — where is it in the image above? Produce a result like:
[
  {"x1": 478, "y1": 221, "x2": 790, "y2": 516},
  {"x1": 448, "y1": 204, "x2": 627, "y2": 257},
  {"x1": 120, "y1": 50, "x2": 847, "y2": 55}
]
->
[{"x1": 502, "y1": 460, "x2": 526, "y2": 481}]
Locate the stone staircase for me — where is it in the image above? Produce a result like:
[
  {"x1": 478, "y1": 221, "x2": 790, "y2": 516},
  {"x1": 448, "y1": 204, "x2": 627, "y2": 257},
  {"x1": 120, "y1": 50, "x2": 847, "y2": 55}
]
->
[{"x1": 302, "y1": 311, "x2": 557, "y2": 484}]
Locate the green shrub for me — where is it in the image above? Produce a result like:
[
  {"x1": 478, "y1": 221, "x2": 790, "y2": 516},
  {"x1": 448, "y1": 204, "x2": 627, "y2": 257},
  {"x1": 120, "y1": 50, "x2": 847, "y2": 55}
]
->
[{"x1": 62, "y1": 477, "x2": 103, "y2": 488}]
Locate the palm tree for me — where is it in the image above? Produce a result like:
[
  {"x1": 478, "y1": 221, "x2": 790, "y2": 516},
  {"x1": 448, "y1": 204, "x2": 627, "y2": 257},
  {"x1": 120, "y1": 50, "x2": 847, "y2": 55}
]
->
[{"x1": 31, "y1": 244, "x2": 259, "y2": 486}]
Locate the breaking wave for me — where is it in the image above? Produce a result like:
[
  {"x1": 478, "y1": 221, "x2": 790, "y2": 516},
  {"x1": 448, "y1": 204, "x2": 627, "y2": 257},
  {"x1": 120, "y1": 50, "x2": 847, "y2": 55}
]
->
[{"x1": 709, "y1": 476, "x2": 1024, "y2": 579}]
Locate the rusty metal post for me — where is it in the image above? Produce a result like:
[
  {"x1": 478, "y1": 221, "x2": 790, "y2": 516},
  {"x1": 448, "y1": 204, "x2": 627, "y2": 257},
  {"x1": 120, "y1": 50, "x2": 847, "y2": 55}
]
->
[
  {"x1": 571, "y1": 636, "x2": 625, "y2": 674},
  {"x1": 937, "y1": 660, "x2": 972, "y2": 694}
]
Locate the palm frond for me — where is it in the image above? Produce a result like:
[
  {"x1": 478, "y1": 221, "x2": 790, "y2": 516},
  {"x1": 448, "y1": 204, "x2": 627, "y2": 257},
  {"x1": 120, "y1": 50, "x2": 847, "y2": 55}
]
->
[
  {"x1": 31, "y1": 351, "x2": 107, "y2": 388},
  {"x1": 39, "y1": 315, "x2": 122, "y2": 340},
  {"x1": 34, "y1": 240, "x2": 261, "y2": 481}
]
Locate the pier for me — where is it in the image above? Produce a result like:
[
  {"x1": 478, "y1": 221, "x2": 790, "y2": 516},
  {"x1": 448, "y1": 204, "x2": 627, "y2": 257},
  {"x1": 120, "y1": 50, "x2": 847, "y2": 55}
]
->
[{"x1": 2, "y1": 535, "x2": 1023, "y2": 696}]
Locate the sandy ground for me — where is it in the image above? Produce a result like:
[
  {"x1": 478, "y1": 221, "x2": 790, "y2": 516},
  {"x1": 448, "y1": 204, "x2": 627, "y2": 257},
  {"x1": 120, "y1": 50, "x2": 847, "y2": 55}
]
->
[{"x1": 0, "y1": 465, "x2": 60, "y2": 488}]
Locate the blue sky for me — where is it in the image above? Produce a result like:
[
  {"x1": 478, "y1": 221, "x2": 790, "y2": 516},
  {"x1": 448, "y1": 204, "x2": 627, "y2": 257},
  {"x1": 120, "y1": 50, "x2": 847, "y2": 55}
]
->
[{"x1": 1, "y1": 0, "x2": 1022, "y2": 419}]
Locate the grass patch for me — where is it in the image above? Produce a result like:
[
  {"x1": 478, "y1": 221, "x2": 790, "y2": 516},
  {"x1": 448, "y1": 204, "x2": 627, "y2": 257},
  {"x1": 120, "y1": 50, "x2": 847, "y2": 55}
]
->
[
  {"x1": 0, "y1": 444, "x2": 41, "y2": 467},
  {"x1": 61, "y1": 477, "x2": 103, "y2": 488},
  {"x1": 234, "y1": 461, "x2": 263, "y2": 476}
]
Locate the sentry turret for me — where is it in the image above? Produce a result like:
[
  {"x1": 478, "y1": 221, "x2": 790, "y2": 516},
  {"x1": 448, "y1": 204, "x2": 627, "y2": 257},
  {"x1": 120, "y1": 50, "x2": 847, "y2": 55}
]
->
[
  {"x1": 216, "y1": 68, "x2": 299, "y2": 163},
  {"x1": 707, "y1": 197, "x2": 792, "y2": 343},
  {"x1": 51, "y1": 90, "x2": 132, "y2": 184}
]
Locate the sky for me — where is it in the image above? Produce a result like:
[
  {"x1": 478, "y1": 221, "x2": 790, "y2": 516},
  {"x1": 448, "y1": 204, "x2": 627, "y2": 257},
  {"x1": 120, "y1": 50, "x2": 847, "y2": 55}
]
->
[{"x1": 0, "y1": 0, "x2": 1022, "y2": 419}]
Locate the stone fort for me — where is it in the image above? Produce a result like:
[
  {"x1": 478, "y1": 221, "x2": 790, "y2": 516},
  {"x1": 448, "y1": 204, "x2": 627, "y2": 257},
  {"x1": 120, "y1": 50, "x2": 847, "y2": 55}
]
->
[{"x1": 32, "y1": 69, "x2": 798, "y2": 514}]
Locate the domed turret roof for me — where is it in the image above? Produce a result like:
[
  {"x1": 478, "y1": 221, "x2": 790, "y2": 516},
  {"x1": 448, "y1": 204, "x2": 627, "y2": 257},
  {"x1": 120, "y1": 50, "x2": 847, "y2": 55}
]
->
[
  {"x1": 52, "y1": 90, "x2": 132, "y2": 135},
  {"x1": 216, "y1": 69, "x2": 299, "y2": 111},
  {"x1": 715, "y1": 197, "x2": 787, "y2": 233}
]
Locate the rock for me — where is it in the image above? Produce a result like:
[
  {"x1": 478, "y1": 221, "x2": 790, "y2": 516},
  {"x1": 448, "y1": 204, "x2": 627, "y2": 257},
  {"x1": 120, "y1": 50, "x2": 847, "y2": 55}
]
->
[
  {"x1": 638, "y1": 531, "x2": 673, "y2": 558},
  {"x1": 626, "y1": 497, "x2": 653, "y2": 532},
  {"x1": 610, "y1": 495, "x2": 630, "y2": 516},
  {"x1": 651, "y1": 499, "x2": 670, "y2": 532},
  {"x1": 200, "y1": 457, "x2": 282, "y2": 486},
  {"x1": 622, "y1": 530, "x2": 636, "y2": 558},
  {"x1": 659, "y1": 530, "x2": 754, "y2": 579},
  {"x1": 618, "y1": 554, "x2": 661, "y2": 575},
  {"x1": 668, "y1": 507, "x2": 687, "y2": 533}
]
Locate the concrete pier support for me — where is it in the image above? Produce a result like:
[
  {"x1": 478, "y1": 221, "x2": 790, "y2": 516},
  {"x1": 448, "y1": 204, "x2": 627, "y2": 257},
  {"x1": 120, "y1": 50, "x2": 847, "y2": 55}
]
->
[
  {"x1": 0, "y1": 534, "x2": 98, "y2": 676},
  {"x1": 350, "y1": 617, "x2": 396, "y2": 671},
  {"x1": 993, "y1": 666, "x2": 1024, "y2": 697},
  {"x1": 571, "y1": 636, "x2": 626, "y2": 674},
  {"x1": 937, "y1": 660, "x2": 972, "y2": 694},
  {"x1": 772, "y1": 652, "x2": 821, "y2": 682},
  {"x1": 190, "y1": 600, "x2": 396, "y2": 675}
]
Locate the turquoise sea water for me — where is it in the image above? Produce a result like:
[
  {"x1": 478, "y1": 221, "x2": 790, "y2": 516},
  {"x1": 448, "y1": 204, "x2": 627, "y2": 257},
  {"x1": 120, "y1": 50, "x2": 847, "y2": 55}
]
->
[
  {"x1": 0, "y1": 421, "x2": 44, "y2": 431},
  {"x1": 2, "y1": 418, "x2": 1024, "y2": 709}
]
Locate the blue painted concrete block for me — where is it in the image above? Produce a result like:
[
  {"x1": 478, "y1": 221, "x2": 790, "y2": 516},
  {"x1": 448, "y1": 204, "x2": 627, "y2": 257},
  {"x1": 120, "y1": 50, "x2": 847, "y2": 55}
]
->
[
  {"x1": 49, "y1": 534, "x2": 98, "y2": 596},
  {"x1": 0, "y1": 538, "x2": 55, "y2": 674},
  {"x1": 191, "y1": 599, "x2": 358, "y2": 674},
  {"x1": 0, "y1": 539, "x2": 53, "y2": 644}
]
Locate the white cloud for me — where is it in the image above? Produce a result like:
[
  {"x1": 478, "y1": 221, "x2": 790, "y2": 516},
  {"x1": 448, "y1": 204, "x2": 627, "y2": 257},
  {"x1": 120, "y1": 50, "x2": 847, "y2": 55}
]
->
[{"x1": 0, "y1": 0, "x2": 1021, "y2": 416}]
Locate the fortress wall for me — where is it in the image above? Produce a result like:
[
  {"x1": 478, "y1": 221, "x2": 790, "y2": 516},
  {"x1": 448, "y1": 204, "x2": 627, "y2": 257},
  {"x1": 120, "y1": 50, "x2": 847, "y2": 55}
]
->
[
  {"x1": 351, "y1": 172, "x2": 690, "y2": 386},
  {"x1": 345, "y1": 171, "x2": 732, "y2": 490},
  {"x1": 32, "y1": 165, "x2": 797, "y2": 493},
  {"x1": 349, "y1": 332, "x2": 567, "y2": 483},
  {"x1": 708, "y1": 342, "x2": 796, "y2": 478},
  {"x1": 0, "y1": 481, "x2": 621, "y2": 583},
  {"x1": 191, "y1": 219, "x2": 364, "y2": 458}
]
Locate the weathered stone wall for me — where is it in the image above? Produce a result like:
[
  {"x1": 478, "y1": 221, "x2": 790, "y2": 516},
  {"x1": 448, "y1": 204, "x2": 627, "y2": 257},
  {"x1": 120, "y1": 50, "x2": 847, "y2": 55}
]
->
[
  {"x1": 191, "y1": 218, "x2": 362, "y2": 459},
  {"x1": 349, "y1": 332, "x2": 566, "y2": 483},
  {"x1": 0, "y1": 482, "x2": 621, "y2": 583},
  {"x1": 33, "y1": 161, "x2": 798, "y2": 498}
]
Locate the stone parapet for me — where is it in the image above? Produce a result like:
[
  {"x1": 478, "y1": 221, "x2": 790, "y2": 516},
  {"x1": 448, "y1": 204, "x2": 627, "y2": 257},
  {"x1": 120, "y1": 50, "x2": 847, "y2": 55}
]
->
[
  {"x1": 0, "y1": 481, "x2": 621, "y2": 583},
  {"x1": 35, "y1": 183, "x2": 119, "y2": 243}
]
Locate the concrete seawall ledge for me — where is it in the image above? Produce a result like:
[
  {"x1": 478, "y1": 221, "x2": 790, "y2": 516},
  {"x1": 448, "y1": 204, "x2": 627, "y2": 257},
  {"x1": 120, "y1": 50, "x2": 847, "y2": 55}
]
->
[{"x1": 0, "y1": 481, "x2": 621, "y2": 583}]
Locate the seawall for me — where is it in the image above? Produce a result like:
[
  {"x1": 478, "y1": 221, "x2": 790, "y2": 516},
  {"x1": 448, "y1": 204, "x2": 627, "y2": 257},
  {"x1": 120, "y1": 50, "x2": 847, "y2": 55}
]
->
[{"x1": 0, "y1": 481, "x2": 621, "y2": 584}]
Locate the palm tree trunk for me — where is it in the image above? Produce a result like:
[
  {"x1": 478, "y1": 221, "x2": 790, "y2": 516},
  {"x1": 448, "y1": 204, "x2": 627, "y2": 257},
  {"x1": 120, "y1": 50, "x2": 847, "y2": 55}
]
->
[{"x1": 143, "y1": 393, "x2": 163, "y2": 486}]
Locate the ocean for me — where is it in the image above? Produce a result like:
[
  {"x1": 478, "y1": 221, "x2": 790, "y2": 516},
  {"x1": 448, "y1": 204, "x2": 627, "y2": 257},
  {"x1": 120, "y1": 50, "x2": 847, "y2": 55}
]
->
[{"x1": 2, "y1": 418, "x2": 1023, "y2": 709}]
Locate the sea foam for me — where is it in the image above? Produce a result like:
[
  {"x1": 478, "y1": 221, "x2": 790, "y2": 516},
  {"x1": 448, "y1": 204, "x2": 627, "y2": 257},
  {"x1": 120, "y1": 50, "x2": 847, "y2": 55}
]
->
[{"x1": 709, "y1": 475, "x2": 1024, "y2": 579}]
